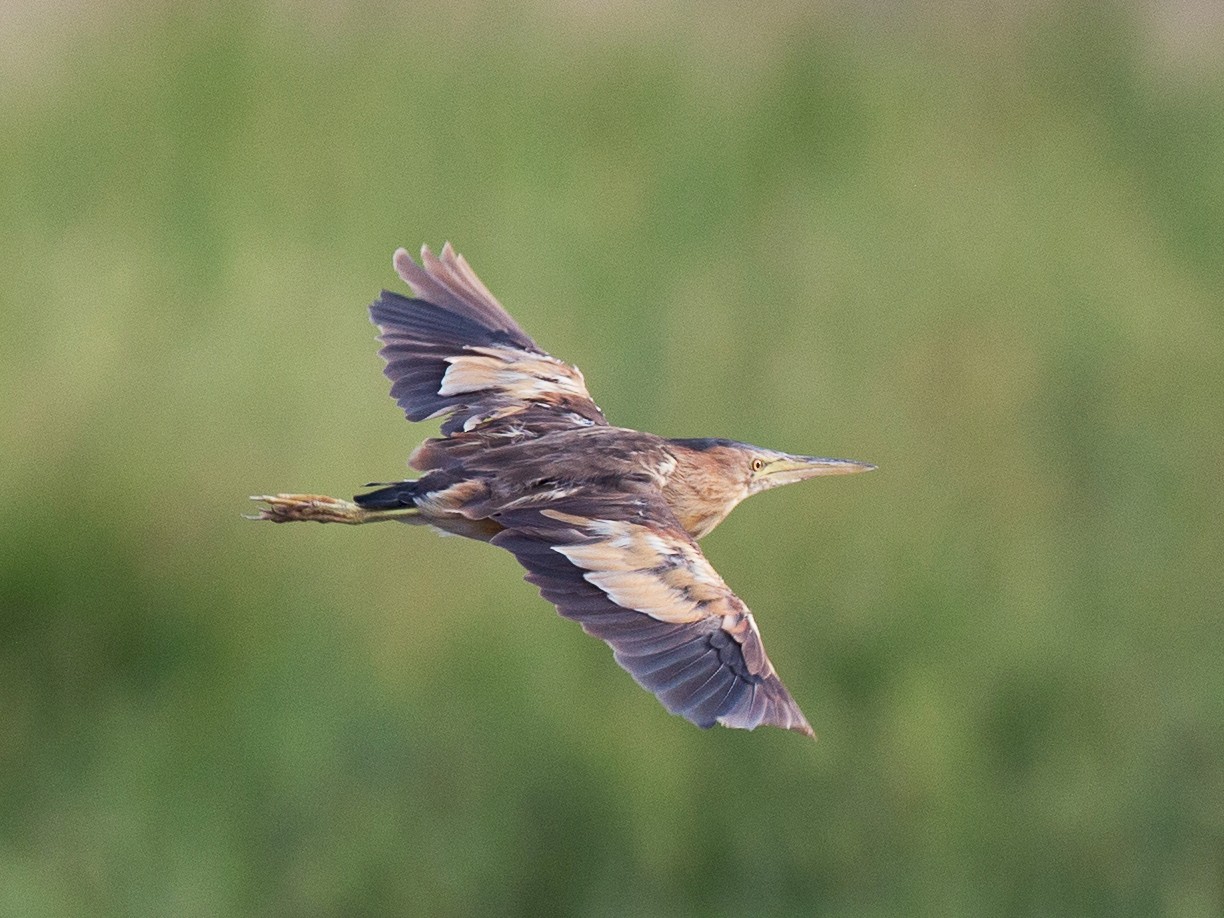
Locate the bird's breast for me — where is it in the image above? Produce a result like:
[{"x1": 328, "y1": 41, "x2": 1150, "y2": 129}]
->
[{"x1": 671, "y1": 505, "x2": 732, "y2": 540}]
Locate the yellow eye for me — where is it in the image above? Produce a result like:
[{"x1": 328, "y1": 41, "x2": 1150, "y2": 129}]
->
[{"x1": 751, "y1": 457, "x2": 765, "y2": 472}]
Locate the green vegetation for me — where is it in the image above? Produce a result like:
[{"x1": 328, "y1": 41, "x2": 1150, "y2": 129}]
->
[{"x1": 3, "y1": 3, "x2": 1222, "y2": 915}]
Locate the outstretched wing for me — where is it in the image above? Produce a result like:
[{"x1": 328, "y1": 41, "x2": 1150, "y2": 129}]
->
[
  {"x1": 490, "y1": 494, "x2": 814, "y2": 737},
  {"x1": 370, "y1": 245, "x2": 607, "y2": 448}
]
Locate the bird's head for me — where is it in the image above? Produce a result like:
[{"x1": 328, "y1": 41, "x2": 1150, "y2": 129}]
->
[
  {"x1": 665, "y1": 438, "x2": 874, "y2": 537},
  {"x1": 741, "y1": 445, "x2": 876, "y2": 495}
]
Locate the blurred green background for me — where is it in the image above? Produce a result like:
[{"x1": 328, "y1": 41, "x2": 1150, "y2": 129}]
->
[{"x1": 3, "y1": 1, "x2": 1223, "y2": 915}]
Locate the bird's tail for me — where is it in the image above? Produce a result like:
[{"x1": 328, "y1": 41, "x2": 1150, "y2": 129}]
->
[
  {"x1": 353, "y1": 476, "x2": 503, "y2": 541},
  {"x1": 353, "y1": 480, "x2": 421, "y2": 510}
]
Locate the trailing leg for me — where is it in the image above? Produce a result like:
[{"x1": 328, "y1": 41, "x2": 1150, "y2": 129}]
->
[{"x1": 249, "y1": 493, "x2": 420, "y2": 524}]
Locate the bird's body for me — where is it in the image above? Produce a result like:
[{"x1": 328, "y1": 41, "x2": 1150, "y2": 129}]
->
[
  {"x1": 254, "y1": 244, "x2": 873, "y2": 737},
  {"x1": 362, "y1": 429, "x2": 759, "y2": 541}
]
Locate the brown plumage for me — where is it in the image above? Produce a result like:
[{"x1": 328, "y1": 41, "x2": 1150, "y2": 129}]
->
[{"x1": 252, "y1": 244, "x2": 874, "y2": 738}]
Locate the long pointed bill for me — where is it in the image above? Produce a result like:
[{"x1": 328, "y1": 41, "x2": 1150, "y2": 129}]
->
[{"x1": 762, "y1": 455, "x2": 877, "y2": 486}]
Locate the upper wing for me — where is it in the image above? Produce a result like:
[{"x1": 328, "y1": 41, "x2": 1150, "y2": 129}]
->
[
  {"x1": 489, "y1": 494, "x2": 814, "y2": 737},
  {"x1": 370, "y1": 245, "x2": 608, "y2": 445}
]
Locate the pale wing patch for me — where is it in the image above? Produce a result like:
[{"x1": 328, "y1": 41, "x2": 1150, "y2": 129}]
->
[
  {"x1": 461, "y1": 404, "x2": 528, "y2": 433},
  {"x1": 580, "y1": 570, "x2": 698, "y2": 622},
  {"x1": 439, "y1": 346, "x2": 593, "y2": 401},
  {"x1": 549, "y1": 514, "x2": 735, "y2": 626}
]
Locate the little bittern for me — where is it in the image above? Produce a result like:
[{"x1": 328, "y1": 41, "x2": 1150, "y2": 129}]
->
[{"x1": 253, "y1": 244, "x2": 874, "y2": 737}]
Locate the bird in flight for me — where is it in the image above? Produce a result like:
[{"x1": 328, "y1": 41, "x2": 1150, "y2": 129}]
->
[{"x1": 252, "y1": 244, "x2": 874, "y2": 737}]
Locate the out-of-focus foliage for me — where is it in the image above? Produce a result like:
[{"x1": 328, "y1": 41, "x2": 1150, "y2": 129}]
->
[{"x1": 3, "y1": 2, "x2": 1222, "y2": 915}]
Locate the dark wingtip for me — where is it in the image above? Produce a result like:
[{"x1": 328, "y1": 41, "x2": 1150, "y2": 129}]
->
[{"x1": 369, "y1": 290, "x2": 394, "y2": 325}]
